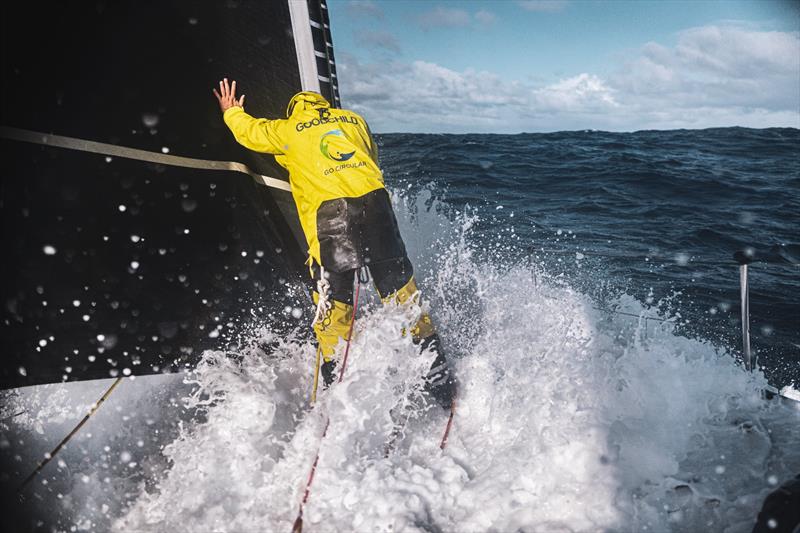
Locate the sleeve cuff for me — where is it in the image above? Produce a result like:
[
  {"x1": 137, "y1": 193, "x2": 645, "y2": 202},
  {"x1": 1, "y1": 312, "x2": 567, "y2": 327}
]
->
[{"x1": 223, "y1": 106, "x2": 244, "y2": 125}]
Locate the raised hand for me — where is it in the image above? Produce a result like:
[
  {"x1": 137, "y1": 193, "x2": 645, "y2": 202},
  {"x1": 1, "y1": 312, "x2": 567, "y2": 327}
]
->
[{"x1": 212, "y1": 78, "x2": 245, "y2": 113}]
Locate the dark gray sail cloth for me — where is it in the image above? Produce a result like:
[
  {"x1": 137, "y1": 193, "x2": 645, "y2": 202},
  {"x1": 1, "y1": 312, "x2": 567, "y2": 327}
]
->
[
  {"x1": 0, "y1": 1, "x2": 333, "y2": 388},
  {"x1": 317, "y1": 189, "x2": 408, "y2": 272}
]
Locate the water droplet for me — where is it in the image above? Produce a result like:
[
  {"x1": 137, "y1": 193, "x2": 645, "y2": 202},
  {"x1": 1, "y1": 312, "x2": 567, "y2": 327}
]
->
[
  {"x1": 141, "y1": 112, "x2": 160, "y2": 128},
  {"x1": 181, "y1": 199, "x2": 198, "y2": 212},
  {"x1": 674, "y1": 253, "x2": 690, "y2": 266}
]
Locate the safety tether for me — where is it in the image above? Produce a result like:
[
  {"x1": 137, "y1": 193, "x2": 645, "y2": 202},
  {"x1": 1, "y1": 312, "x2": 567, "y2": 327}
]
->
[
  {"x1": 0, "y1": 126, "x2": 292, "y2": 192},
  {"x1": 337, "y1": 272, "x2": 362, "y2": 381},
  {"x1": 293, "y1": 271, "x2": 362, "y2": 533}
]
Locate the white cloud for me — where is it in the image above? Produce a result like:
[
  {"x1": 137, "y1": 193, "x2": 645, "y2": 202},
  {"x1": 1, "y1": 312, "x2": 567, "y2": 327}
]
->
[
  {"x1": 474, "y1": 10, "x2": 497, "y2": 28},
  {"x1": 337, "y1": 25, "x2": 800, "y2": 132},
  {"x1": 416, "y1": 6, "x2": 471, "y2": 30},
  {"x1": 345, "y1": 0, "x2": 384, "y2": 19},
  {"x1": 415, "y1": 6, "x2": 498, "y2": 32},
  {"x1": 534, "y1": 73, "x2": 618, "y2": 112},
  {"x1": 337, "y1": 56, "x2": 612, "y2": 132},
  {"x1": 614, "y1": 25, "x2": 800, "y2": 115},
  {"x1": 674, "y1": 25, "x2": 797, "y2": 78},
  {"x1": 354, "y1": 29, "x2": 401, "y2": 54},
  {"x1": 517, "y1": 0, "x2": 569, "y2": 13}
]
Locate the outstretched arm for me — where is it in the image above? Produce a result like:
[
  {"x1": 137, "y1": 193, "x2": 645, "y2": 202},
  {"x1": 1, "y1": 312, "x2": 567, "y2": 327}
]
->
[{"x1": 213, "y1": 78, "x2": 285, "y2": 155}]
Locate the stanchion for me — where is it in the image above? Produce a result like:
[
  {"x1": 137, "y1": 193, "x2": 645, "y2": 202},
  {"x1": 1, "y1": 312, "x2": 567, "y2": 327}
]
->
[{"x1": 733, "y1": 249, "x2": 755, "y2": 371}]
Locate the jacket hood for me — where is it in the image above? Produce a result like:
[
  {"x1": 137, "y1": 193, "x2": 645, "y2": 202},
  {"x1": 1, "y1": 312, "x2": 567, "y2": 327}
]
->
[{"x1": 286, "y1": 91, "x2": 330, "y2": 117}]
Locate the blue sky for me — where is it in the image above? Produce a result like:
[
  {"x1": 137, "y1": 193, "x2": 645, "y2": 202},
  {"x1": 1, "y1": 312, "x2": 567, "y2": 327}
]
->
[{"x1": 327, "y1": 0, "x2": 800, "y2": 133}]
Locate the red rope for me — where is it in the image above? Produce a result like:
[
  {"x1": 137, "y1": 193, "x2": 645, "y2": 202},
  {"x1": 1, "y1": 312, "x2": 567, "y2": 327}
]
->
[
  {"x1": 292, "y1": 272, "x2": 361, "y2": 533},
  {"x1": 291, "y1": 420, "x2": 329, "y2": 533},
  {"x1": 439, "y1": 397, "x2": 456, "y2": 449},
  {"x1": 337, "y1": 278, "x2": 361, "y2": 382}
]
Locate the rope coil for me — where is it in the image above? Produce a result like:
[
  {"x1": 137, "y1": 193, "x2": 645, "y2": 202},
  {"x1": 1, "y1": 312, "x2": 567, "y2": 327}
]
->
[{"x1": 311, "y1": 266, "x2": 333, "y2": 329}]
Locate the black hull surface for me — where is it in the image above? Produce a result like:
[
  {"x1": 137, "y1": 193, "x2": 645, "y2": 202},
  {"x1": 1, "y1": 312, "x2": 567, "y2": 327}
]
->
[{"x1": 1, "y1": 1, "x2": 340, "y2": 388}]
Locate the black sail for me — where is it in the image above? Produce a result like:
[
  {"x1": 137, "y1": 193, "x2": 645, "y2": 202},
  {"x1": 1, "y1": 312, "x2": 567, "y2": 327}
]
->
[{"x1": 0, "y1": 1, "x2": 340, "y2": 388}]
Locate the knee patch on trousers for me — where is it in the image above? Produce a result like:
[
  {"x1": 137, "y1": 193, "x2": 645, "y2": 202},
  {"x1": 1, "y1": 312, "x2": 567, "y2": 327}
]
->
[
  {"x1": 380, "y1": 277, "x2": 436, "y2": 340},
  {"x1": 312, "y1": 291, "x2": 353, "y2": 361}
]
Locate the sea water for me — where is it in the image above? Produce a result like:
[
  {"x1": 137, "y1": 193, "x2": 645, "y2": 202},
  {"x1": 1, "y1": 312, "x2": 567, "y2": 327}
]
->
[
  {"x1": 379, "y1": 127, "x2": 799, "y2": 389},
  {"x1": 2, "y1": 127, "x2": 799, "y2": 532}
]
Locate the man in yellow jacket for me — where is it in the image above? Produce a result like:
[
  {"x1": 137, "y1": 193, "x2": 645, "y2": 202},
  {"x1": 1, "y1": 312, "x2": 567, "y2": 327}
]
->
[{"x1": 213, "y1": 78, "x2": 454, "y2": 409}]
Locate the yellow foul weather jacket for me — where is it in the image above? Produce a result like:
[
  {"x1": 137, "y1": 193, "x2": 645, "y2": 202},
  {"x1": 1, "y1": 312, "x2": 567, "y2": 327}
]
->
[{"x1": 223, "y1": 92, "x2": 387, "y2": 268}]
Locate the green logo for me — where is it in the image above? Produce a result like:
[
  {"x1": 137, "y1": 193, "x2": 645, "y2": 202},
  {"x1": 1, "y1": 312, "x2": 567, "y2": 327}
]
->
[{"x1": 320, "y1": 129, "x2": 356, "y2": 162}]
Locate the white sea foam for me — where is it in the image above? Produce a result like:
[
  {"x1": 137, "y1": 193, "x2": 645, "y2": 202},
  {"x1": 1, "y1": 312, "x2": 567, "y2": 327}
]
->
[{"x1": 4, "y1": 189, "x2": 799, "y2": 532}]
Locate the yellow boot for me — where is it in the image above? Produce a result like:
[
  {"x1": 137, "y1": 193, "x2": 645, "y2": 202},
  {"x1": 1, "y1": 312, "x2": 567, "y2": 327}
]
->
[
  {"x1": 381, "y1": 277, "x2": 455, "y2": 409},
  {"x1": 380, "y1": 276, "x2": 436, "y2": 341},
  {"x1": 312, "y1": 291, "x2": 354, "y2": 387}
]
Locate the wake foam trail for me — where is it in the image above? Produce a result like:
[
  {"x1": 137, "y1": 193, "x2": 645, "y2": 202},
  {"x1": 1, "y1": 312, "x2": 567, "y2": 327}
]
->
[{"x1": 110, "y1": 190, "x2": 799, "y2": 532}]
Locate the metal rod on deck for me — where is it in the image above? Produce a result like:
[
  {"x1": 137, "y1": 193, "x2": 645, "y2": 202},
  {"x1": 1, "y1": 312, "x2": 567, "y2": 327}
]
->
[
  {"x1": 17, "y1": 377, "x2": 123, "y2": 493},
  {"x1": 733, "y1": 250, "x2": 755, "y2": 372},
  {"x1": 740, "y1": 264, "x2": 752, "y2": 371}
]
